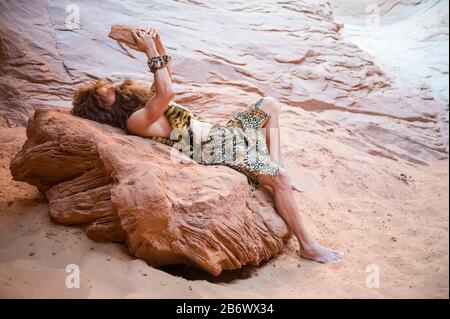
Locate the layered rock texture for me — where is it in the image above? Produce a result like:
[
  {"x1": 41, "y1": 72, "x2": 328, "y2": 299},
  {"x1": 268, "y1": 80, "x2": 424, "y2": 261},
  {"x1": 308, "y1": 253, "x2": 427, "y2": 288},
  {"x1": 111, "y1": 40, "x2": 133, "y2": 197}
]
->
[
  {"x1": 1, "y1": 0, "x2": 447, "y2": 165},
  {"x1": 10, "y1": 108, "x2": 290, "y2": 275}
]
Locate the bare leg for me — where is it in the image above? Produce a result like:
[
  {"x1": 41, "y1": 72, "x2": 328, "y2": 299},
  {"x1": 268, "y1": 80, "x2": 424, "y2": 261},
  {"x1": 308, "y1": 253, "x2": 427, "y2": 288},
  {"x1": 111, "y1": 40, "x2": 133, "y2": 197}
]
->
[
  {"x1": 259, "y1": 97, "x2": 302, "y2": 192},
  {"x1": 258, "y1": 98, "x2": 281, "y2": 164},
  {"x1": 258, "y1": 171, "x2": 343, "y2": 263}
]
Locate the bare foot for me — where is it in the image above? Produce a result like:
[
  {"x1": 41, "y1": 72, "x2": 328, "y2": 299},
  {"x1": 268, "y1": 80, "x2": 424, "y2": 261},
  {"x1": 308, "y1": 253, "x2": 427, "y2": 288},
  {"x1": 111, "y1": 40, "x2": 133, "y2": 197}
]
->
[{"x1": 300, "y1": 241, "x2": 344, "y2": 263}]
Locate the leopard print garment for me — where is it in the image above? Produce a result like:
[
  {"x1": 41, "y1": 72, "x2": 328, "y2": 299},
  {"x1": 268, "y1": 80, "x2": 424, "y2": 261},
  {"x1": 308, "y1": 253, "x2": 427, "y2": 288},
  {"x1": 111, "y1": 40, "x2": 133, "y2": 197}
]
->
[
  {"x1": 199, "y1": 98, "x2": 281, "y2": 190},
  {"x1": 146, "y1": 97, "x2": 281, "y2": 191},
  {"x1": 145, "y1": 100, "x2": 200, "y2": 157}
]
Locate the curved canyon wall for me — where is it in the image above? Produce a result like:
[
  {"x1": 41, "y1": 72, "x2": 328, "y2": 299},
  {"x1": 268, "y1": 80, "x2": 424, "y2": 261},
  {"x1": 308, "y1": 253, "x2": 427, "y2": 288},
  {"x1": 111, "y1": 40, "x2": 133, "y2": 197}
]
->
[{"x1": 0, "y1": 0, "x2": 448, "y2": 164}]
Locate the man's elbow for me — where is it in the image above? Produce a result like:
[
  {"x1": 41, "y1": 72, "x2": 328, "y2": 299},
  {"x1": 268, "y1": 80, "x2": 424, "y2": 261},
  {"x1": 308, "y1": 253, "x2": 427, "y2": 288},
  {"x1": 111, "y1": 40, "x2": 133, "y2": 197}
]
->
[{"x1": 158, "y1": 90, "x2": 175, "y2": 101}]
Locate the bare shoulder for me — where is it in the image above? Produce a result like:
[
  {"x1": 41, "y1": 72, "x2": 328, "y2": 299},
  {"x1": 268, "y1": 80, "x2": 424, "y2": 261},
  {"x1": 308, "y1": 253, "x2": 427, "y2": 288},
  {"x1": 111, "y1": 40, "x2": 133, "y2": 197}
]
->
[{"x1": 126, "y1": 102, "x2": 173, "y2": 138}]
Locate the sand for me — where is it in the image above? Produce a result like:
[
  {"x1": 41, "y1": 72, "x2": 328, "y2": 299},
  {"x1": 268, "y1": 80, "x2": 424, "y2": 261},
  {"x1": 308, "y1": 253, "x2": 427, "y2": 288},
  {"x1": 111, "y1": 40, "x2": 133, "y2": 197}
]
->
[{"x1": 1, "y1": 121, "x2": 448, "y2": 299}]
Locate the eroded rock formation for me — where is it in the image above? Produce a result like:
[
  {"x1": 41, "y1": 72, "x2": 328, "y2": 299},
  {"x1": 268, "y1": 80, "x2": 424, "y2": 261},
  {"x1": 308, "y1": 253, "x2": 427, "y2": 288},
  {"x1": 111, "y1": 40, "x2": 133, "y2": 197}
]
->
[
  {"x1": 10, "y1": 109, "x2": 291, "y2": 275},
  {"x1": 1, "y1": 0, "x2": 447, "y2": 165}
]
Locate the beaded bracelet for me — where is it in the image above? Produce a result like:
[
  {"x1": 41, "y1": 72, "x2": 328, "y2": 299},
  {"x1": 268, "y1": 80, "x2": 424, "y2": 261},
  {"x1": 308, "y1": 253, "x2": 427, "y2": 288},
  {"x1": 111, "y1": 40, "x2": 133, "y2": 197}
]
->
[{"x1": 147, "y1": 55, "x2": 172, "y2": 73}]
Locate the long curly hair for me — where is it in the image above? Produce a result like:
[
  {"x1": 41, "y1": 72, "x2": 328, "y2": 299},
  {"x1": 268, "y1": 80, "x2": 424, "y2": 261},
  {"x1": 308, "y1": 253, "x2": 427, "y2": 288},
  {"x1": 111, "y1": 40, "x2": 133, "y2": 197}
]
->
[{"x1": 71, "y1": 78, "x2": 155, "y2": 130}]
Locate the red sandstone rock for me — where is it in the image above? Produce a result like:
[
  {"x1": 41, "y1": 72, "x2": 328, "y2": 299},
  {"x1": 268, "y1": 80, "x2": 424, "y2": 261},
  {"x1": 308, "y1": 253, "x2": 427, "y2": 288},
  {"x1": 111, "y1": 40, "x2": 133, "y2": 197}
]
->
[
  {"x1": 108, "y1": 25, "x2": 139, "y2": 47},
  {"x1": 10, "y1": 109, "x2": 291, "y2": 275},
  {"x1": 0, "y1": 0, "x2": 446, "y2": 165}
]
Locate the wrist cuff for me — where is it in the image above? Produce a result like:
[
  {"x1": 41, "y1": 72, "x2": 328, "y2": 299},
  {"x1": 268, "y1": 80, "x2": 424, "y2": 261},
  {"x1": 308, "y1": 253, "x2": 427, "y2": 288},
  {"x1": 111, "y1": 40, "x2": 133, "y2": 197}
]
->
[{"x1": 147, "y1": 55, "x2": 172, "y2": 73}]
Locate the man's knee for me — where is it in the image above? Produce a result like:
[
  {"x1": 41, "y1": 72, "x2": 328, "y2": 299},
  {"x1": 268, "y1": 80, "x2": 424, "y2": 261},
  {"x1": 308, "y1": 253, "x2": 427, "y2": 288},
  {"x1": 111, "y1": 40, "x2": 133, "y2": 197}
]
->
[
  {"x1": 260, "y1": 96, "x2": 280, "y2": 115},
  {"x1": 272, "y1": 169, "x2": 290, "y2": 189}
]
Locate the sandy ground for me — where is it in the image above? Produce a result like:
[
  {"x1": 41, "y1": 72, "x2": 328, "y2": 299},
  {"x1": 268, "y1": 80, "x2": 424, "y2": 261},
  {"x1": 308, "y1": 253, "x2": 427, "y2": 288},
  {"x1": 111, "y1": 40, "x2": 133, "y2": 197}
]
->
[{"x1": 0, "y1": 119, "x2": 448, "y2": 299}]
